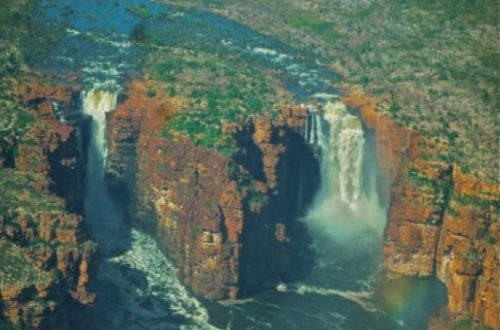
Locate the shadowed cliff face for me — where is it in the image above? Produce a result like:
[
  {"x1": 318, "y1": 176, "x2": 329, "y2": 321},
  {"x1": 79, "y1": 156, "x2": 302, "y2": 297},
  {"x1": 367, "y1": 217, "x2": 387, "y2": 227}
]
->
[
  {"x1": 236, "y1": 110, "x2": 319, "y2": 295},
  {"x1": 342, "y1": 92, "x2": 499, "y2": 330}
]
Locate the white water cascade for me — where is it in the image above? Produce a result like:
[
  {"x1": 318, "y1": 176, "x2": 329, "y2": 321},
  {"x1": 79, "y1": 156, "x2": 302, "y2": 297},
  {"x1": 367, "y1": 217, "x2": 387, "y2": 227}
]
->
[
  {"x1": 82, "y1": 88, "x2": 127, "y2": 253},
  {"x1": 305, "y1": 101, "x2": 386, "y2": 241},
  {"x1": 321, "y1": 102, "x2": 365, "y2": 206},
  {"x1": 83, "y1": 89, "x2": 118, "y2": 169}
]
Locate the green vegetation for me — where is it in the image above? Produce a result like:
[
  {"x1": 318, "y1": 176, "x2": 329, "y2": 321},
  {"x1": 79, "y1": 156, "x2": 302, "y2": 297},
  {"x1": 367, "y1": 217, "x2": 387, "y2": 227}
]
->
[
  {"x1": 450, "y1": 191, "x2": 497, "y2": 210},
  {"x1": 407, "y1": 167, "x2": 445, "y2": 191},
  {"x1": 0, "y1": 97, "x2": 34, "y2": 160},
  {"x1": 0, "y1": 170, "x2": 66, "y2": 221},
  {"x1": 0, "y1": 241, "x2": 51, "y2": 290},
  {"x1": 406, "y1": 166, "x2": 454, "y2": 210},
  {"x1": 465, "y1": 247, "x2": 480, "y2": 263},
  {"x1": 229, "y1": 163, "x2": 268, "y2": 210},
  {"x1": 1, "y1": 0, "x2": 65, "y2": 66},
  {"x1": 125, "y1": 4, "x2": 153, "y2": 19},
  {"x1": 484, "y1": 232, "x2": 496, "y2": 246},
  {"x1": 221, "y1": 240, "x2": 240, "y2": 251},
  {"x1": 140, "y1": 46, "x2": 287, "y2": 155},
  {"x1": 446, "y1": 207, "x2": 459, "y2": 218},
  {"x1": 0, "y1": 318, "x2": 24, "y2": 330},
  {"x1": 453, "y1": 315, "x2": 496, "y2": 330},
  {"x1": 0, "y1": 0, "x2": 65, "y2": 162},
  {"x1": 289, "y1": 10, "x2": 339, "y2": 43},
  {"x1": 191, "y1": 225, "x2": 203, "y2": 241}
]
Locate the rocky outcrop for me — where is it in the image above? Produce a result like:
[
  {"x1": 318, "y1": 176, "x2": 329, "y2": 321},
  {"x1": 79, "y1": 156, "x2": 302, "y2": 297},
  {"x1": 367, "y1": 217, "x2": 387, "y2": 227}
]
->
[
  {"x1": 0, "y1": 198, "x2": 97, "y2": 330},
  {"x1": 434, "y1": 172, "x2": 499, "y2": 329},
  {"x1": 16, "y1": 82, "x2": 85, "y2": 213},
  {"x1": 106, "y1": 81, "x2": 318, "y2": 299},
  {"x1": 0, "y1": 81, "x2": 98, "y2": 330},
  {"x1": 342, "y1": 92, "x2": 499, "y2": 329}
]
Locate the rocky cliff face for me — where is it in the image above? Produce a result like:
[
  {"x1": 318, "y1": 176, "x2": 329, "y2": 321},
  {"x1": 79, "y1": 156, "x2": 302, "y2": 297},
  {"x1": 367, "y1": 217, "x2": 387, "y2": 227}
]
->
[
  {"x1": 106, "y1": 81, "x2": 318, "y2": 299},
  {"x1": 342, "y1": 92, "x2": 499, "y2": 330},
  {"x1": 17, "y1": 82, "x2": 85, "y2": 213},
  {"x1": 0, "y1": 81, "x2": 98, "y2": 330}
]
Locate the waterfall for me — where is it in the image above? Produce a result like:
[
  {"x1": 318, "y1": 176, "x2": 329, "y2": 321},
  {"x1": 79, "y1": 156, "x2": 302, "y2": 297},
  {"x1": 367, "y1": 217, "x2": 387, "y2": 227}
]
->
[
  {"x1": 321, "y1": 102, "x2": 365, "y2": 206},
  {"x1": 82, "y1": 87, "x2": 126, "y2": 253},
  {"x1": 305, "y1": 101, "x2": 386, "y2": 240},
  {"x1": 82, "y1": 89, "x2": 118, "y2": 172}
]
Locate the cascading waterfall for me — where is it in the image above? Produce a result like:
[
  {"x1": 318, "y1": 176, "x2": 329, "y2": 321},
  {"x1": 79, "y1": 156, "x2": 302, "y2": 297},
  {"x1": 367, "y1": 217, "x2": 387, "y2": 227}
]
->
[
  {"x1": 83, "y1": 88, "x2": 118, "y2": 170},
  {"x1": 322, "y1": 102, "x2": 365, "y2": 206},
  {"x1": 305, "y1": 101, "x2": 386, "y2": 241},
  {"x1": 82, "y1": 87, "x2": 127, "y2": 253},
  {"x1": 40, "y1": 1, "x2": 446, "y2": 327},
  {"x1": 306, "y1": 105, "x2": 325, "y2": 147}
]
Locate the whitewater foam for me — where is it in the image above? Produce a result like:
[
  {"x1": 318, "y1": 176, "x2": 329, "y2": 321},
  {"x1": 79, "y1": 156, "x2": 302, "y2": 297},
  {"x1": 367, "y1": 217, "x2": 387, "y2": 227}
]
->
[
  {"x1": 289, "y1": 284, "x2": 376, "y2": 313},
  {"x1": 101, "y1": 230, "x2": 217, "y2": 330}
]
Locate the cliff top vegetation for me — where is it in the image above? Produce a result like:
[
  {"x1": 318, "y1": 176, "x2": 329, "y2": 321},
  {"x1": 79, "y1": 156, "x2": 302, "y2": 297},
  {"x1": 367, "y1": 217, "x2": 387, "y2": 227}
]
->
[
  {"x1": 162, "y1": 0, "x2": 500, "y2": 183},
  {"x1": 137, "y1": 43, "x2": 290, "y2": 155}
]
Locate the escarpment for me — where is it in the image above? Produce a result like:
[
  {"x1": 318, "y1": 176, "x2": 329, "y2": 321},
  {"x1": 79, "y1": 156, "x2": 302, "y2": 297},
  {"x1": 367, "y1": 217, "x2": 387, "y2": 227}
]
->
[
  {"x1": 106, "y1": 82, "x2": 319, "y2": 299},
  {"x1": 342, "y1": 93, "x2": 499, "y2": 330},
  {"x1": 0, "y1": 81, "x2": 98, "y2": 330}
]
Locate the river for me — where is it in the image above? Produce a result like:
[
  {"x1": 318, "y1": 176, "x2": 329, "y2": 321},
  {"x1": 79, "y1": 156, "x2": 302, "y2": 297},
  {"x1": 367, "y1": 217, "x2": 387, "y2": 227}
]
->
[{"x1": 37, "y1": 1, "x2": 447, "y2": 329}]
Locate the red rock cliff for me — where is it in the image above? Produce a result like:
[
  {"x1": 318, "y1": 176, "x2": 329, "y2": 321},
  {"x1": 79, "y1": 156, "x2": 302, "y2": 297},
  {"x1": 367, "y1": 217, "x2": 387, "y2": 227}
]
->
[{"x1": 106, "y1": 81, "x2": 318, "y2": 299}]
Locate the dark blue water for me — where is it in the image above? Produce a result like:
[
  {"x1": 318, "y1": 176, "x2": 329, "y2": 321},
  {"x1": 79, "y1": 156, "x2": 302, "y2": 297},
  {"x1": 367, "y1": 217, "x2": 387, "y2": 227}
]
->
[{"x1": 36, "y1": 1, "x2": 447, "y2": 329}]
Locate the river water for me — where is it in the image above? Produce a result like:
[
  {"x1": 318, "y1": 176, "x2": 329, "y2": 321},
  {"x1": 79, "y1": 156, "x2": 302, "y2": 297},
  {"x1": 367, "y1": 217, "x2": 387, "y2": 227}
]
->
[{"x1": 37, "y1": 1, "x2": 447, "y2": 329}]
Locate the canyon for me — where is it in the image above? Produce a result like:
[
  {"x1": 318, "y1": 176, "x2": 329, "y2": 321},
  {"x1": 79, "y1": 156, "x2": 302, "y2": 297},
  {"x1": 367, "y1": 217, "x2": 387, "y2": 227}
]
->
[
  {"x1": 105, "y1": 80, "x2": 318, "y2": 299},
  {"x1": 0, "y1": 1, "x2": 498, "y2": 329}
]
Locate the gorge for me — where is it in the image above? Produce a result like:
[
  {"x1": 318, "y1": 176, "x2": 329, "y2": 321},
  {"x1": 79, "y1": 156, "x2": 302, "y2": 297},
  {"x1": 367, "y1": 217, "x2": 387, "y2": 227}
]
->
[{"x1": 0, "y1": 1, "x2": 498, "y2": 330}]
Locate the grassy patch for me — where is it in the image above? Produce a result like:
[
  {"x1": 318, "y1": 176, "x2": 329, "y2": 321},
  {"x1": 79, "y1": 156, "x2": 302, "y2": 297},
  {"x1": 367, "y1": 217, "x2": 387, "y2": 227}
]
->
[
  {"x1": 159, "y1": 0, "x2": 500, "y2": 183},
  {"x1": 0, "y1": 241, "x2": 52, "y2": 289},
  {"x1": 0, "y1": 169, "x2": 66, "y2": 220},
  {"x1": 141, "y1": 46, "x2": 286, "y2": 155}
]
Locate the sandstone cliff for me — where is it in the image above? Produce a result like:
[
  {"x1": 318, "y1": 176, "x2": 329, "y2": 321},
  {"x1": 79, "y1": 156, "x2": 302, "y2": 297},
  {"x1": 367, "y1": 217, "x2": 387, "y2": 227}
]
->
[
  {"x1": 106, "y1": 81, "x2": 318, "y2": 299},
  {"x1": 342, "y1": 92, "x2": 499, "y2": 330}
]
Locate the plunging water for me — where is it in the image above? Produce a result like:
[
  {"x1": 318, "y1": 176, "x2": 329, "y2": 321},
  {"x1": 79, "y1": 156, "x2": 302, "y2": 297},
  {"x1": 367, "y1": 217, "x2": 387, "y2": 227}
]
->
[{"x1": 305, "y1": 101, "x2": 386, "y2": 241}]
